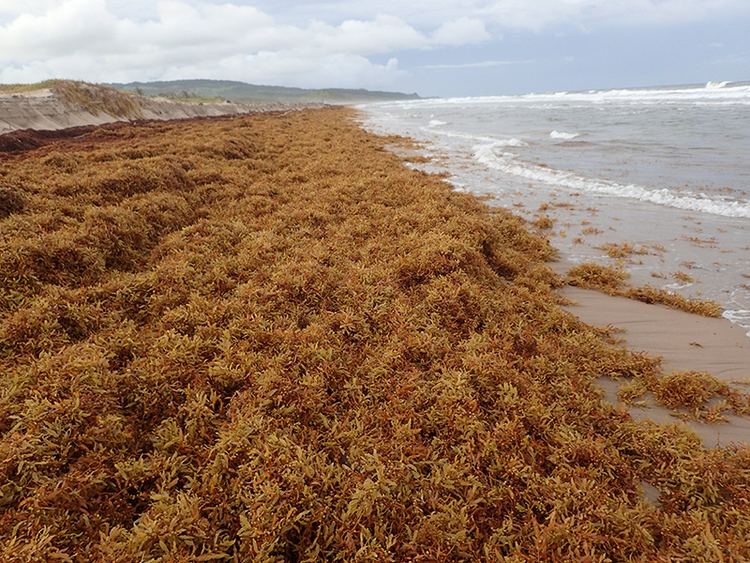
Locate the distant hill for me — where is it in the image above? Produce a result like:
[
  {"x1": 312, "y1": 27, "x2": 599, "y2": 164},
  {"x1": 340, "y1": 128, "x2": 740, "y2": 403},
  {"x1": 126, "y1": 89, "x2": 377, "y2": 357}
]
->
[{"x1": 112, "y1": 79, "x2": 420, "y2": 104}]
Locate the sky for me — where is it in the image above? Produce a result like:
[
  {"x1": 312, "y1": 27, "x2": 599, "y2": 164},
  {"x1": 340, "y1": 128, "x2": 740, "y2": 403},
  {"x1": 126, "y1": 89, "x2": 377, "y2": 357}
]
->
[{"x1": 1, "y1": 0, "x2": 748, "y2": 97}]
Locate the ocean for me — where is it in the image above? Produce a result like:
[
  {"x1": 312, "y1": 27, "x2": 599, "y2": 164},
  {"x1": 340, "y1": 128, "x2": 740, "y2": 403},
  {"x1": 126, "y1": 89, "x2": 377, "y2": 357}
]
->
[{"x1": 359, "y1": 81, "x2": 750, "y2": 335}]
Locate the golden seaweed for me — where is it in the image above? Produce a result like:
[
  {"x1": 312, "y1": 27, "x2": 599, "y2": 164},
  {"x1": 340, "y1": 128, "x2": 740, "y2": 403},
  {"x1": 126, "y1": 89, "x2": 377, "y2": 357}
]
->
[{"x1": 0, "y1": 108, "x2": 747, "y2": 561}]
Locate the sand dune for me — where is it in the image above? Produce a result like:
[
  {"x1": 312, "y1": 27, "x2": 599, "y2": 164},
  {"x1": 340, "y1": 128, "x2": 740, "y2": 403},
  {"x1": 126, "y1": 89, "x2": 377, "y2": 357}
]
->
[{"x1": 0, "y1": 81, "x2": 291, "y2": 136}]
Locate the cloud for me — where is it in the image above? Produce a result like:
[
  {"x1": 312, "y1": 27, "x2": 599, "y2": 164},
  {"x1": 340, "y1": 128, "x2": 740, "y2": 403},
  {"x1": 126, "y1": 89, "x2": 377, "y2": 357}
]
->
[
  {"x1": 431, "y1": 17, "x2": 490, "y2": 46},
  {"x1": 243, "y1": 0, "x2": 750, "y2": 31},
  {"x1": 2, "y1": 0, "x2": 747, "y2": 90},
  {"x1": 0, "y1": 0, "x2": 489, "y2": 88},
  {"x1": 0, "y1": 1, "x2": 60, "y2": 19},
  {"x1": 478, "y1": 0, "x2": 750, "y2": 31},
  {"x1": 420, "y1": 59, "x2": 532, "y2": 70},
  {"x1": 161, "y1": 53, "x2": 405, "y2": 89}
]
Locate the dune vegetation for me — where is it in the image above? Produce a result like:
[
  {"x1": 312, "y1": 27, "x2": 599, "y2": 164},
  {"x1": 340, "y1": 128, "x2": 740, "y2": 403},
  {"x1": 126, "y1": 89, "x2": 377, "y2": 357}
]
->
[
  {"x1": 0, "y1": 80, "x2": 62, "y2": 94},
  {"x1": 50, "y1": 80, "x2": 144, "y2": 119},
  {"x1": 0, "y1": 108, "x2": 748, "y2": 560},
  {"x1": 0, "y1": 80, "x2": 144, "y2": 120}
]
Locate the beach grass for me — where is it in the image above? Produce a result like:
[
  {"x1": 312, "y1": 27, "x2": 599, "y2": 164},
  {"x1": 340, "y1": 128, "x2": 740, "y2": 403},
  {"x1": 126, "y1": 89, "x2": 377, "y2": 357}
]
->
[
  {"x1": 0, "y1": 80, "x2": 144, "y2": 119},
  {"x1": 0, "y1": 79, "x2": 61, "y2": 94},
  {"x1": 0, "y1": 107, "x2": 748, "y2": 560},
  {"x1": 52, "y1": 80, "x2": 144, "y2": 118}
]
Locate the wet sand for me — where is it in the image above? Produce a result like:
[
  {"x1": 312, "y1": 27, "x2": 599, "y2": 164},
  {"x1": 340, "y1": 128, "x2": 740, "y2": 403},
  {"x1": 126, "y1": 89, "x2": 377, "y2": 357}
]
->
[{"x1": 561, "y1": 285, "x2": 750, "y2": 447}]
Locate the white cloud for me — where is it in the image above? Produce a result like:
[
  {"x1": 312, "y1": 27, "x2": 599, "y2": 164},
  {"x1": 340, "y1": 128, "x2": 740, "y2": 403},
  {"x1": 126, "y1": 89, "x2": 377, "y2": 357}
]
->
[
  {"x1": 431, "y1": 17, "x2": 490, "y2": 46},
  {"x1": 0, "y1": 1, "x2": 60, "y2": 19},
  {"x1": 0, "y1": 0, "x2": 490, "y2": 88},
  {"x1": 225, "y1": 0, "x2": 750, "y2": 28},
  {"x1": 0, "y1": 0, "x2": 116, "y2": 58},
  {"x1": 421, "y1": 59, "x2": 532, "y2": 70},
  {"x1": 306, "y1": 15, "x2": 428, "y2": 55},
  {"x1": 161, "y1": 52, "x2": 405, "y2": 89},
  {"x1": 1, "y1": 0, "x2": 747, "y2": 89}
]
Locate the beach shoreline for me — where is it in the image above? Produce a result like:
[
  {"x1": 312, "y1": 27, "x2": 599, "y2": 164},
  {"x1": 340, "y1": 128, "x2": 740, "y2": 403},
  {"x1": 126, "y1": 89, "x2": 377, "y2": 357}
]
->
[
  {"x1": 357, "y1": 94, "x2": 750, "y2": 339},
  {"x1": 1, "y1": 107, "x2": 749, "y2": 559},
  {"x1": 363, "y1": 106, "x2": 750, "y2": 445},
  {"x1": 365, "y1": 109, "x2": 750, "y2": 446}
]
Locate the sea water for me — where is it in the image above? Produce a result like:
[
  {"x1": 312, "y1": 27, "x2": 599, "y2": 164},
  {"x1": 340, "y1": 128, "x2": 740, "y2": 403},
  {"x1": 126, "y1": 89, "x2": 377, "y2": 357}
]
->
[{"x1": 359, "y1": 81, "x2": 750, "y2": 336}]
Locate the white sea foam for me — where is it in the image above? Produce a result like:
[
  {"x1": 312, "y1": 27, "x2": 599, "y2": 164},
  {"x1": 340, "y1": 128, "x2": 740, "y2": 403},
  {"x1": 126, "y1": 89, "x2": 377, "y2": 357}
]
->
[
  {"x1": 664, "y1": 282, "x2": 694, "y2": 291},
  {"x1": 428, "y1": 119, "x2": 448, "y2": 127},
  {"x1": 550, "y1": 130, "x2": 580, "y2": 140},
  {"x1": 723, "y1": 310, "x2": 750, "y2": 336},
  {"x1": 487, "y1": 138, "x2": 527, "y2": 148},
  {"x1": 706, "y1": 81, "x2": 730, "y2": 89},
  {"x1": 472, "y1": 143, "x2": 750, "y2": 219},
  {"x1": 422, "y1": 127, "x2": 528, "y2": 147},
  {"x1": 375, "y1": 82, "x2": 750, "y2": 109}
]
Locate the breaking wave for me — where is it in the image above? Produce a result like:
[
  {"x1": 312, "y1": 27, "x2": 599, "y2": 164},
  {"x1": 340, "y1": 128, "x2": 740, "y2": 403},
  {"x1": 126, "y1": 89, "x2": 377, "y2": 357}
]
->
[
  {"x1": 550, "y1": 130, "x2": 580, "y2": 140},
  {"x1": 723, "y1": 310, "x2": 750, "y2": 336},
  {"x1": 379, "y1": 82, "x2": 750, "y2": 108},
  {"x1": 472, "y1": 143, "x2": 750, "y2": 219},
  {"x1": 422, "y1": 127, "x2": 528, "y2": 147}
]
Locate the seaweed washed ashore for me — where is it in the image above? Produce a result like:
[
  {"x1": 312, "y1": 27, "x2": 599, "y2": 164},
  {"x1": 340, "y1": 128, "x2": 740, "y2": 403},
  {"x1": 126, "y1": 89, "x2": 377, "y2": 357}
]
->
[{"x1": 0, "y1": 107, "x2": 749, "y2": 560}]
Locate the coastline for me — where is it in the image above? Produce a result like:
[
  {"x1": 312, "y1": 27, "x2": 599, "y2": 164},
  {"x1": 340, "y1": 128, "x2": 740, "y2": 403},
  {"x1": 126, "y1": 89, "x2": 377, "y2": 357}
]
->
[
  {"x1": 364, "y1": 107, "x2": 750, "y2": 446},
  {"x1": 357, "y1": 100, "x2": 750, "y2": 338},
  {"x1": 367, "y1": 108, "x2": 750, "y2": 446},
  {"x1": 1, "y1": 107, "x2": 749, "y2": 559}
]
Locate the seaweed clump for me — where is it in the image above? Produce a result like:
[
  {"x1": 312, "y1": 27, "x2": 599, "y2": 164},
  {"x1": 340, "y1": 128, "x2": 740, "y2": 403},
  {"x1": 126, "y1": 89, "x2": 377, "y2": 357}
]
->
[
  {"x1": 567, "y1": 262, "x2": 629, "y2": 292},
  {"x1": 654, "y1": 371, "x2": 730, "y2": 410},
  {"x1": 624, "y1": 285, "x2": 723, "y2": 317},
  {"x1": 0, "y1": 187, "x2": 25, "y2": 219},
  {"x1": 0, "y1": 108, "x2": 748, "y2": 560},
  {"x1": 568, "y1": 262, "x2": 722, "y2": 317},
  {"x1": 619, "y1": 370, "x2": 750, "y2": 422}
]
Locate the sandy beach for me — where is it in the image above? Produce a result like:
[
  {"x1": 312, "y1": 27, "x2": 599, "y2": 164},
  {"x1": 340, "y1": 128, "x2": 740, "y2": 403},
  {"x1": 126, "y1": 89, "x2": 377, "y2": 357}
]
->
[
  {"x1": 561, "y1": 286, "x2": 750, "y2": 447},
  {"x1": 1, "y1": 108, "x2": 749, "y2": 559},
  {"x1": 3, "y1": 0, "x2": 748, "y2": 558}
]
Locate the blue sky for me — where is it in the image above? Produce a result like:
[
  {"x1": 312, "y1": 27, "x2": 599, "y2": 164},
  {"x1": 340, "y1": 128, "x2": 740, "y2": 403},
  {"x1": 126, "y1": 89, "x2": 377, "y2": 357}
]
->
[
  {"x1": 396, "y1": 21, "x2": 750, "y2": 96},
  {"x1": 1, "y1": 1, "x2": 748, "y2": 96}
]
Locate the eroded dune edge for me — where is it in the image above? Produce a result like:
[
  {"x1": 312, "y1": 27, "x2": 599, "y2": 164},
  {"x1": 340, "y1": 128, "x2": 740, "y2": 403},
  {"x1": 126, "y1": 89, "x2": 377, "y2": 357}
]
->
[
  {"x1": 0, "y1": 80, "x2": 293, "y2": 138},
  {"x1": 0, "y1": 107, "x2": 748, "y2": 560}
]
